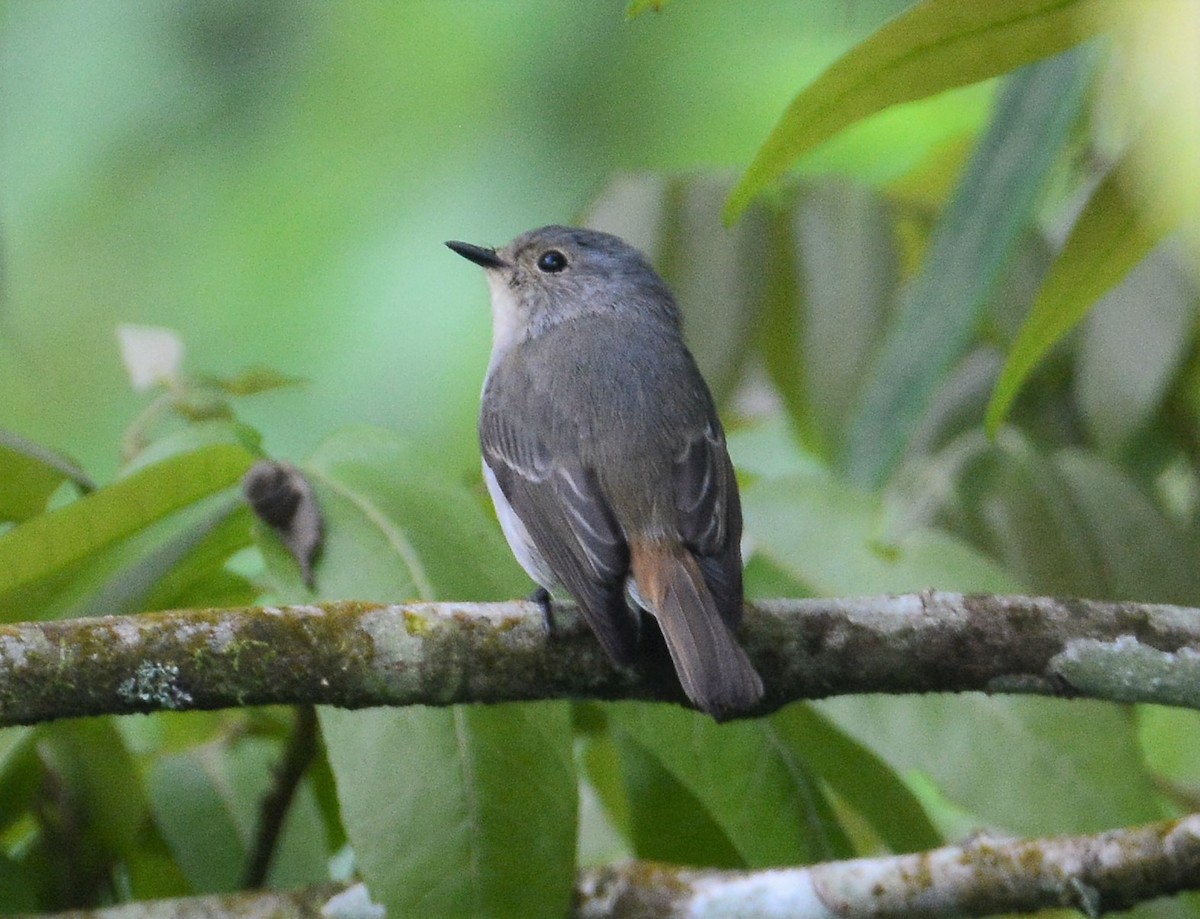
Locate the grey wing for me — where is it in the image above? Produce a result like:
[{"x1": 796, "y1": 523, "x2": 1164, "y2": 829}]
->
[
  {"x1": 480, "y1": 411, "x2": 638, "y2": 665},
  {"x1": 673, "y1": 418, "x2": 744, "y2": 629}
]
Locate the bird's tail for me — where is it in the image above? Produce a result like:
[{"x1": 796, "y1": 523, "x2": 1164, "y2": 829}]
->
[{"x1": 630, "y1": 540, "x2": 763, "y2": 720}]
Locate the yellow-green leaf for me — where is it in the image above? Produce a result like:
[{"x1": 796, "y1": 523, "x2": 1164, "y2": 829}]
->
[
  {"x1": 985, "y1": 134, "x2": 1185, "y2": 434},
  {"x1": 0, "y1": 443, "x2": 255, "y2": 605},
  {"x1": 726, "y1": 0, "x2": 1116, "y2": 221}
]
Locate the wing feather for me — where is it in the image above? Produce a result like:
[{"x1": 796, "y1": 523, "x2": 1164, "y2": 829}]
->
[
  {"x1": 481, "y1": 411, "x2": 637, "y2": 664},
  {"x1": 673, "y1": 420, "x2": 744, "y2": 629}
]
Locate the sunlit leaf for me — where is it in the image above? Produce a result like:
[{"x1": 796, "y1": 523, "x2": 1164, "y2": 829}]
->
[
  {"x1": 986, "y1": 138, "x2": 1190, "y2": 434},
  {"x1": 844, "y1": 48, "x2": 1094, "y2": 487},
  {"x1": 0, "y1": 443, "x2": 256, "y2": 619},
  {"x1": 726, "y1": 0, "x2": 1114, "y2": 219}
]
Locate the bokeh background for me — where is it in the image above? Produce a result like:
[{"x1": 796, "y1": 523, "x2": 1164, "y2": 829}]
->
[{"x1": 1, "y1": 0, "x2": 986, "y2": 480}]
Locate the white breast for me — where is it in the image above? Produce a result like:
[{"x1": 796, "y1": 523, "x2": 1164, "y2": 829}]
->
[{"x1": 485, "y1": 274, "x2": 523, "y2": 376}]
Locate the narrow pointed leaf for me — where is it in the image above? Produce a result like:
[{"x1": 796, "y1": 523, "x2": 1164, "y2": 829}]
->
[
  {"x1": 0, "y1": 443, "x2": 255, "y2": 617},
  {"x1": 985, "y1": 136, "x2": 1189, "y2": 433},
  {"x1": 768, "y1": 705, "x2": 940, "y2": 854},
  {"x1": 726, "y1": 0, "x2": 1114, "y2": 220},
  {"x1": 844, "y1": 48, "x2": 1093, "y2": 487}
]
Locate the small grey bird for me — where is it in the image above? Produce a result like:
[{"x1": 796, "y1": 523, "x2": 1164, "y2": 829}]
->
[{"x1": 446, "y1": 225, "x2": 763, "y2": 719}]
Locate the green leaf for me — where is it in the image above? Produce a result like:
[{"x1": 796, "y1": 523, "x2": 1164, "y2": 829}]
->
[
  {"x1": 918, "y1": 430, "x2": 1200, "y2": 603},
  {"x1": 906, "y1": 430, "x2": 1098, "y2": 597},
  {"x1": 197, "y1": 366, "x2": 307, "y2": 397},
  {"x1": 609, "y1": 703, "x2": 853, "y2": 867},
  {"x1": 626, "y1": 0, "x2": 669, "y2": 18},
  {"x1": 844, "y1": 47, "x2": 1094, "y2": 487},
  {"x1": 986, "y1": 140, "x2": 1189, "y2": 434},
  {"x1": 1075, "y1": 247, "x2": 1194, "y2": 451},
  {"x1": 1053, "y1": 449, "x2": 1200, "y2": 605},
  {"x1": 264, "y1": 425, "x2": 526, "y2": 601},
  {"x1": 575, "y1": 719, "x2": 634, "y2": 867},
  {"x1": 0, "y1": 443, "x2": 255, "y2": 620},
  {"x1": 819, "y1": 695, "x2": 1160, "y2": 836},
  {"x1": 0, "y1": 429, "x2": 93, "y2": 523},
  {"x1": 322, "y1": 703, "x2": 576, "y2": 919},
  {"x1": 742, "y1": 468, "x2": 1017, "y2": 597},
  {"x1": 763, "y1": 183, "x2": 900, "y2": 458},
  {"x1": 0, "y1": 855, "x2": 37, "y2": 912},
  {"x1": 262, "y1": 426, "x2": 576, "y2": 918},
  {"x1": 767, "y1": 705, "x2": 940, "y2": 854},
  {"x1": 140, "y1": 505, "x2": 258, "y2": 612},
  {"x1": 612, "y1": 728, "x2": 743, "y2": 867},
  {"x1": 37, "y1": 718, "x2": 189, "y2": 898},
  {"x1": 147, "y1": 734, "x2": 328, "y2": 894},
  {"x1": 725, "y1": 0, "x2": 1112, "y2": 220}
]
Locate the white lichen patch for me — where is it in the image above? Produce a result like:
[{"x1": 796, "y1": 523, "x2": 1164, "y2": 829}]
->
[
  {"x1": 321, "y1": 882, "x2": 386, "y2": 919},
  {"x1": 207, "y1": 618, "x2": 238, "y2": 652},
  {"x1": 109, "y1": 619, "x2": 143, "y2": 649},
  {"x1": 1050, "y1": 635, "x2": 1200, "y2": 708},
  {"x1": 1, "y1": 634, "x2": 28, "y2": 669},
  {"x1": 0, "y1": 628, "x2": 52, "y2": 670},
  {"x1": 117, "y1": 661, "x2": 194, "y2": 710},
  {"x1": 361, "y1": 608, "x2": 428, "y2": 689},
  {"x1": 289, "y1": 604, "x2": 327, "y2": 617},
  {"x1": 691, "y1": 867, "x2": 834, "y2": 918}
]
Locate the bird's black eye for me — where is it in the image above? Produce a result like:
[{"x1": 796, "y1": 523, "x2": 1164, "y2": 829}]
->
[{"x1": 536, "y1": 249, "x2": 567, "y2": 273}]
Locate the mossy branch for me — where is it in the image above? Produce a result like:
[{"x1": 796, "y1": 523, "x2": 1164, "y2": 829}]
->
[
  {"x1": 30, "y1": 815, "x2": 1200, "y2": 918},
  {"x1": 2, "y1": 591, "x2": 1200, "y2": 726}
]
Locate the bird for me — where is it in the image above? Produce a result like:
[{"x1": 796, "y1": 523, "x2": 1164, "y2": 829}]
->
[{"x1": 447, "y1": 225, "x2": 763, "y2": 719}]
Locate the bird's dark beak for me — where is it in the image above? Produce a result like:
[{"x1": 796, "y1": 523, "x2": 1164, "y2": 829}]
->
[{"x1": 446, "y1": 240, "x2": 507, "y2": 269}]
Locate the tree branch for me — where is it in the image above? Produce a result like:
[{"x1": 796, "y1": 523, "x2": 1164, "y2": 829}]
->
[
  {"x1": 2, "y1": 591, "x2": 1200, "y2": 726},
  {"x1": 31, "y1": 815, "x2": 1200, "y2": 918},
  {"x1": 33, "y1": 882, "x2": 357, "y2": 919},
  {"x1": 577, "y1": 813, "x2": 1200, "y2": 918}
]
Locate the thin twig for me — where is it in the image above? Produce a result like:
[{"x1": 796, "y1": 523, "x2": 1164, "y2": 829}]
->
[{"x1": 242, "y1": 705, "x2": 319, "y2": 889}]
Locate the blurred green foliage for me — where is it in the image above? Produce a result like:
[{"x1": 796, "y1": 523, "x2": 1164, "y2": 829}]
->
[
  {"x1": 2, "y1": 0, "x2": 968, "y2": 482},
  {"x1": 2, "y1": 1, "x2": 1200, "y2": 916}
]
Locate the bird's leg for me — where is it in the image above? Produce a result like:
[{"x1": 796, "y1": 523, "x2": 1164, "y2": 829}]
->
[{"x1": 531, "y1": 586, "x2": 556, "y2": 637}]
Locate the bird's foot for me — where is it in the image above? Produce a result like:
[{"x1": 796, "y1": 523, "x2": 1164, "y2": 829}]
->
[{"x1": 530, "y1": 587, "x2": 556, "y2": 638}]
